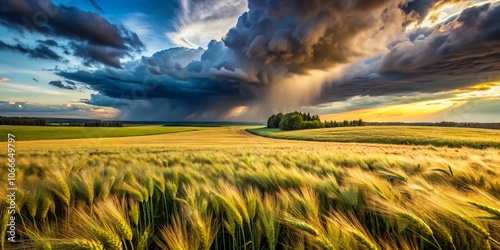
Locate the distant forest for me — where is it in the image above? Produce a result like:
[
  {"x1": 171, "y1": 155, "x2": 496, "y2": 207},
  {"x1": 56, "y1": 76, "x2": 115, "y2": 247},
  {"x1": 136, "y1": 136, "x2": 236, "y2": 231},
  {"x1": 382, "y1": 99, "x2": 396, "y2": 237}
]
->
[
  {"x1": 0, "y1": 116, "x2": 47, "y2": 126},
  {"x1": 267, "y1": 111, "x2": 364, "y2": 130},
  {"x1": 0, "y1": 116, "x2": 123, "y2": 127}
]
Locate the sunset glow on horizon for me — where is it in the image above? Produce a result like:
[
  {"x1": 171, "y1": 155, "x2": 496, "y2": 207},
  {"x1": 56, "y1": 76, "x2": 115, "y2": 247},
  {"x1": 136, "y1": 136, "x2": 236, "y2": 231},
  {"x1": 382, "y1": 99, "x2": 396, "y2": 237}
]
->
[{"x1": 321, "y1": 81, "x2": 500, "y2": 122}]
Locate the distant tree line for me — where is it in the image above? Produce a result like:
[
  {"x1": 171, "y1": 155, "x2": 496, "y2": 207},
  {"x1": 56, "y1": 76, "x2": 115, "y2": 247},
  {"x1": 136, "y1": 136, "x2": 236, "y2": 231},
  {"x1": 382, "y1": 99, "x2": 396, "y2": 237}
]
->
[
  {"x1": 83, "y1": 122, "x2": 123, "y2": 127},
  {"x1": 48, "y1": 121, "x2": 124, "y2": 127},
  {"x1": 368, "y1": 121, "x2": 500, "y2": 130},
  {"x1": 267, "y1": 112, "x2": 364, "y2": 131},
  {"x1": 0, "y1": 116, "x2": 123, "y2": 127},
  {"x1": 0, "y1": 116, "x2": 47, "y2": 126}
]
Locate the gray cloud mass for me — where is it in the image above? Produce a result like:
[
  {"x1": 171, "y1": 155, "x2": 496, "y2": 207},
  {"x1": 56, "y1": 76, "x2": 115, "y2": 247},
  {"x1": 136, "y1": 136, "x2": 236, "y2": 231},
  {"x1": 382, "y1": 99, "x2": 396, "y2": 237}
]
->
[
  {"x1": 48, "y1": 80, "x2": 76, "y2": 90},
  {"x1": 0, "y1": 40, "x2": 67, "y2": 62},
  {"x1": 0, "y1": 0, "x2": 144, "y2": 68},
  {"x1": 318, "y1": 3, "x2": 500, "y2": 106}
]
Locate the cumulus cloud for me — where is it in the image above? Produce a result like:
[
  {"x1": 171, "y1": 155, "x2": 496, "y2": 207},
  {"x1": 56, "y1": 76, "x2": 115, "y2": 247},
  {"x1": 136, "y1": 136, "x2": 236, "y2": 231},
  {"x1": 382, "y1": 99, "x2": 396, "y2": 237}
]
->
[
  {"x1": 58, "y1": 66, "x2": 261, "y2": 101},
  {"x1": 380, "y1": 4, "x2": 500, "y2": 74},
  {"x1": 86, "y1": 0, "x2": 103, "y2": 12},
  {"x1": 223, "y1": 0, "x2": 409, "y2": 73},
  {"x1": 402, "y1": 0, "x2": 465, "y2": 19},
  {"x1": 0, "y1": 0, "x2": 144, "y2": 68},
  {"x1": 0, "y1": 40, "x2": 67, "y2": 62},
  {"x1": 48, "y1": 80, "x2": 76, "y2": 90},
  {"x1": 65, "y1": 79, "x2": 76, "y2": 85},
  {"x1": 0, "y1": 0, "x2": 140, "y2": 49},
  {"x1": 37, "y1": 39, "x2": 58, "y2": 47},
  {"x1": 0, "y1": 100, "x2": 118, "y2": 118},
  {"x1": 168, "y1": 0, "x2": 247, "y2": 48},
  {"x1": 70, "y1": 42, "x2": 128, "y2": 68}
]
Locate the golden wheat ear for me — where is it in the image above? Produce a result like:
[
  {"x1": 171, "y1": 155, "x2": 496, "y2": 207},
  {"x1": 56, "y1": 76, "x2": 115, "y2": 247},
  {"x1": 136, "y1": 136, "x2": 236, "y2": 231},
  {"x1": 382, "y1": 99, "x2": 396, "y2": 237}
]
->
[
  {"x1": 53, "y1": 239, "x2": 105, "y2": 250},
  {"x1": 136, "y1": 228, "x2": 151, "y2": 250},
  {"x1": 468, "y1": 201, "x2": 500, "y2": 219},
  {"x1": 395, "y1": 211, "x2": 433, "y2": 236},
  {"x1": 156, "y1": 215, "x2": 201, "y2": 250},
  {"x1": 452, "y1": 212, "x2": 490, "y2": 239}
]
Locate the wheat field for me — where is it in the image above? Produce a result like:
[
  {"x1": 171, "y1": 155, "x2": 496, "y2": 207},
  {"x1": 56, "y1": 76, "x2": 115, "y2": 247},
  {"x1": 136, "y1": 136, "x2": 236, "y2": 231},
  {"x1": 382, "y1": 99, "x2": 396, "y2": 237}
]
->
[
  {"x1": 248, "y1": 126, "x2": 500, "y2": 149},
  {"x1": 1, "y1": 127, "x2": 499, "y2": 249}
]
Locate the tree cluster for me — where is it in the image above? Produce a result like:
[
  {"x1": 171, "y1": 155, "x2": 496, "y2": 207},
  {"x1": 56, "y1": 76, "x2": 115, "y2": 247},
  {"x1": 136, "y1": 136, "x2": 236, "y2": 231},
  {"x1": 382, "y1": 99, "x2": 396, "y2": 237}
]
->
[
  {"x1": 324, "y1": 119, "x2": 364, "y2": 128},
  {"x1": 50, "y1": 122, "x2": 124, "y2": 127},
  {"x1": 0, "y1": 116, "x2": 47, "y2": 126},
  {"x1": 267, "y1": 112, "x2": 364, "y2": 131},
  {"x1": 368, "y1": 122, "x2": 500, "y2": 130},
  {"x1": 83, "y1": 122, "x2": 123, "y2": 127},
  {"x1": 0, "y1": 116, "x2": 123, "y2": 127}
]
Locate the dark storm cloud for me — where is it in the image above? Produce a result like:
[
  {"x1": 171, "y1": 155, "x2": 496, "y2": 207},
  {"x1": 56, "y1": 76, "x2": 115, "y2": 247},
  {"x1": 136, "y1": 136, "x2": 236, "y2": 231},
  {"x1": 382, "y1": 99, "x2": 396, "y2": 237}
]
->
[
  {"x1": 319, "y1": 3, "x2": 500, "y2": 104},
  {"x1": 145, "y1": 47, "x2": 205, "y2": 75},
  {"x1": 57, "y1": 64, "x2": 261, "y2": 101},
  {"x1": 55, "y1": 45, "x2": 267, "y2": 120},
  {"x1": 81, "y1": 93, "x2": 259, "y2": 122},
  {"x1": 65, "y1": 79, "x2": 76, "y2": 85},
  {"x1": 163, "y1": 0, "x2": 411, "y2": 86},
  {"x1": 52, "y1": 1, "x2": 500, "y2": 121},
  {"x1": 379, "y1": 3, "x2": 500, "y2": 79},
  {"x1": 37, "y1": 39, "x2": 58, "y2": 47},
  {"x1": 48, "y1": 80, "x2": 76, "y2": 90},
  {"x1": 0, "y1": 0, "x2": 144, "y2": 68},
  {"x1": 222, "y1": 0, "x2": 408, "y2": 74},
  {"x1": 402, "y1": 0, "x2": 437, "y2": 16},
  {"x1": 401, "y1": 0, "x2": 464, "y2": 20},
  {"x1": 0, "y1": 0, "x2": 142, "y2": 49},
  {"x1": 0, "y1": 40, "x2": 66, "y2": 61},
  {"x1": 81, "y1": 94, "x2": 131, "y2": 107},
  {"x1": 49, "y1": 0, "x2": 415, "y2": 120},
  {"x1": 87, "y1": 0, "x2": 103, "y2": 12},
  {"x1": 70, "y1": 42, "x2": 127, "y2": 68},
  {"x1": 48, "y1": 80, "x2": 64, "y2": 88}
]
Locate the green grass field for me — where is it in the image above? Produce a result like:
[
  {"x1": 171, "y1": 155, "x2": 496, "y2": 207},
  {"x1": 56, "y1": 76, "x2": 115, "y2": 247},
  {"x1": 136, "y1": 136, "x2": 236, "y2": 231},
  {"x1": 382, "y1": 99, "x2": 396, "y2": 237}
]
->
[
  {"x1": 0, "y1": 125, "x2": 205, "y2": 142},
  {"x1": 248, "y1": 126, "x2": 500, "y2": 149}
]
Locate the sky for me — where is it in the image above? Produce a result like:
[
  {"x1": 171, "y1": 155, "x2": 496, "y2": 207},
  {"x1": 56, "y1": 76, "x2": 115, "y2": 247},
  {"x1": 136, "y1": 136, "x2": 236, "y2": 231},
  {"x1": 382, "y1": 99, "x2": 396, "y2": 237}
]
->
[{"x1": 0, "y1": 0, "x2": 499, "y2": 122}]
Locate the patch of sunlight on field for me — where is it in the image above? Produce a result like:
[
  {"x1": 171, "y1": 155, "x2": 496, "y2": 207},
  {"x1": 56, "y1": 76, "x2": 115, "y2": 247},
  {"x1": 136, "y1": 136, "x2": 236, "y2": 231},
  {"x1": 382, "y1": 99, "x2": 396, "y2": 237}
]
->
[{"x1": 248, "y1": 126, "x2": 500, "y2": 149}]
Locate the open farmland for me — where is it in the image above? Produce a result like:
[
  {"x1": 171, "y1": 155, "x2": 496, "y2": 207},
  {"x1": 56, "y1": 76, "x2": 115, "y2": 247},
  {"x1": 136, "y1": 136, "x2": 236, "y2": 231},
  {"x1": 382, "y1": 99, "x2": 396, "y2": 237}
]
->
[
  {"x1": 248, "y1": 126, "x2": 500, "y2": 149},
  {"x1": 1, "y1": 127, "x2": 499, "y2": 249},
  {"x1": 0, "y1": 125, "x2": 206, "y2": 142}
]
